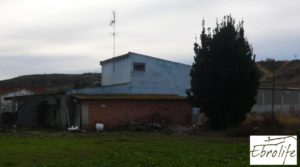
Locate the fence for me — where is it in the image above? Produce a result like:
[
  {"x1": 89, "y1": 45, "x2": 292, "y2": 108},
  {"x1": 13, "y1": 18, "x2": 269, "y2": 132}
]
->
[{"x1": 252, "y1": 88, "x2": 300, "y2": 114}]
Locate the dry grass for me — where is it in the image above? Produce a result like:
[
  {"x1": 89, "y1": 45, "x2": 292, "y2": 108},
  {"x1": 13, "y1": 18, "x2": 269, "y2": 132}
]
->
[
  {"x1": 241, "y1": 112, "x2": 300, "y2": 134},
  {"x1": 276, "y1": 113, "x2": 300, "y2": 128}
]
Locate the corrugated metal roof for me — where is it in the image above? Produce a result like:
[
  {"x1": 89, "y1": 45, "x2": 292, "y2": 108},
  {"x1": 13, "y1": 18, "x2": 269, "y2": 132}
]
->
[{"x1": 73, "y1": 94, "x2": 186, "y2": 100}]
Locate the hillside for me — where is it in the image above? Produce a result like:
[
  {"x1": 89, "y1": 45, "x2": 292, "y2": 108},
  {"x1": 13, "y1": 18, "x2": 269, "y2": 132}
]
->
[
  {"x1": 0, "y1": 73, "x2": 101, "y2": 91},
  {"x1": 0, "y1": 60, "x2": 299, "y2": 92},
  {"x1": 257, "y1": 60, "x2": 300, "y2": 88}
]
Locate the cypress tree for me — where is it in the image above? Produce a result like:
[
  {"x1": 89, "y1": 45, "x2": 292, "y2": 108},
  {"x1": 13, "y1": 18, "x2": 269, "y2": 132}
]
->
[{"x1": 187, "y1": 15, "x2": 260, "y2": 129}]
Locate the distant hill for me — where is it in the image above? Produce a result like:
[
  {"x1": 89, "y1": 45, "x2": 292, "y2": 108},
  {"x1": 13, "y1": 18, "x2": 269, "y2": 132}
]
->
[
  {"x1": 0, "y1": 73, "x2": 101, "y2": 91},
  {"x1": 257, "y1": 60, "x2": 300, "y2": 88},
  {"x1": 0, "y1": 60, "x2": 299, "y2": 92}
]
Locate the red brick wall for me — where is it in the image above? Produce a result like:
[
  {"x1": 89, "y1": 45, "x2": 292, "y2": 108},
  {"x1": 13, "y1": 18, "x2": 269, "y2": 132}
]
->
[{"x1": 81, "y1": 99, "x2": 192, "y2": 130}]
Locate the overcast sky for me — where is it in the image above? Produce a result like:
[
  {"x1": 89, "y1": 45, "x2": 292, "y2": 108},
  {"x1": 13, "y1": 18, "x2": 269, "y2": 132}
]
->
[{"x1": 0, "y1": 0, "x2": 299, "y2": 80}]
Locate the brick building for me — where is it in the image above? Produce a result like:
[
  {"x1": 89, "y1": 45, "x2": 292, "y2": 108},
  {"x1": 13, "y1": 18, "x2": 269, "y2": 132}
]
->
[
  {"x1": 68, "y1": 52, "x2": 193, "y2": 130},
  {"x1": 73, "y1": 95, "x2": 192, "y2": 130}
]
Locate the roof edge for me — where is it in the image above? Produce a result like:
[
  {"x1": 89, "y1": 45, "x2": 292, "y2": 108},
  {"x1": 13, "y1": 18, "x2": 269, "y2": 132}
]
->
[
  {"x1": 73, "y1": 94, "x2": 187, "y2": 100},
  {"x1": 99, "y1": 52, "x2": 191, "y2": 67},
  {"x1": 100, "y1": 52, "x2": 130, "y2": 65}
]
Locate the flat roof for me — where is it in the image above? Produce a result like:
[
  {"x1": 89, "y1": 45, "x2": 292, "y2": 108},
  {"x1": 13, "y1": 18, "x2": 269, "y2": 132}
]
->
[
  {"x1": 73, "y1": 94, "x2": 186, "y2": 100},
  {"x1": 4, "y1": 90, "x2": 65, "y2": 100}
]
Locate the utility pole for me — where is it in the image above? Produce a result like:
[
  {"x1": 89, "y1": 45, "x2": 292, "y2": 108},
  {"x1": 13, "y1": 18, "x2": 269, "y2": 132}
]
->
[{"x1": 271, "y1": 59, "x2": 275, "y2": 132}]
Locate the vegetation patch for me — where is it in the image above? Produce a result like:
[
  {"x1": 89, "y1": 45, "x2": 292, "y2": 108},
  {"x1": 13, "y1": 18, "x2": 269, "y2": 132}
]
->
[{"x1": 0, "y1": 132, "x2": 252, "y2": 167}]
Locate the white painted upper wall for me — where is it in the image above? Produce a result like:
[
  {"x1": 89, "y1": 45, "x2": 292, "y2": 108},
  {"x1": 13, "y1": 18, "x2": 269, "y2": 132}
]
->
[
  {"x1": 129, "y1": 53, "x2": 191, "y2": 95},
  {"x1": 98, "y1": 52, "x2": 191, "y2": 96},
  {"x1": 101, "y1": 56, "x2": 131, "y2": 86}
]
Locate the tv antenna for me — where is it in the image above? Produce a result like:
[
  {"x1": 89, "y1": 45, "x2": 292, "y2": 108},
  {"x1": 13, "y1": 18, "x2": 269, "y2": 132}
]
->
[{"x1": 110, "y1": 10, "x2": 116, "y2": 58}]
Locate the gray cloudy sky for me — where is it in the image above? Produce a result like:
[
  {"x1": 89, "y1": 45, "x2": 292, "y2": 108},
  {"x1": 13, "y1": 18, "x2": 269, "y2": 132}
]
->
[{"x1": 0, "y1": 0, "x2": 299, "y2": 80}]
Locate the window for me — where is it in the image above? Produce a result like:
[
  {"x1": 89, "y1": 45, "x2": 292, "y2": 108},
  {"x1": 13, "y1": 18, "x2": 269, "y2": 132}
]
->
[{"x1": 133, "y1": 63, "x2": 145, "y2": 71}]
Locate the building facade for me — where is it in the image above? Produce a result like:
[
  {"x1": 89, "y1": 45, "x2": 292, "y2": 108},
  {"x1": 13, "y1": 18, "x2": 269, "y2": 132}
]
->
[
  {"x1": 68, "y1": 52, "x2": 193, "y2": 130},
  {"x1": 73, "y1": 95, "x2": 192, "y2": 130},
  {"x1": 0, "y1": 88, "x2": 44, "y2": 113},
  {"x1": 69, "y1": 52, "x2": 191, "y2": 96}
]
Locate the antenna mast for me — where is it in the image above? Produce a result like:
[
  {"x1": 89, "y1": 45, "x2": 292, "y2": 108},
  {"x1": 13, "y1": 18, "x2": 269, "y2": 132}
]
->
[{"x1": 110, "y1": 10, "x2": 116, "y2": 58}]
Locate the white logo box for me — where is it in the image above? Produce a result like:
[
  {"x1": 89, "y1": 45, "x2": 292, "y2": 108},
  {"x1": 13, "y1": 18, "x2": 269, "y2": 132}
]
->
[{"x1": 250, "y1": 135, "x2": 297, "y2": 165}]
